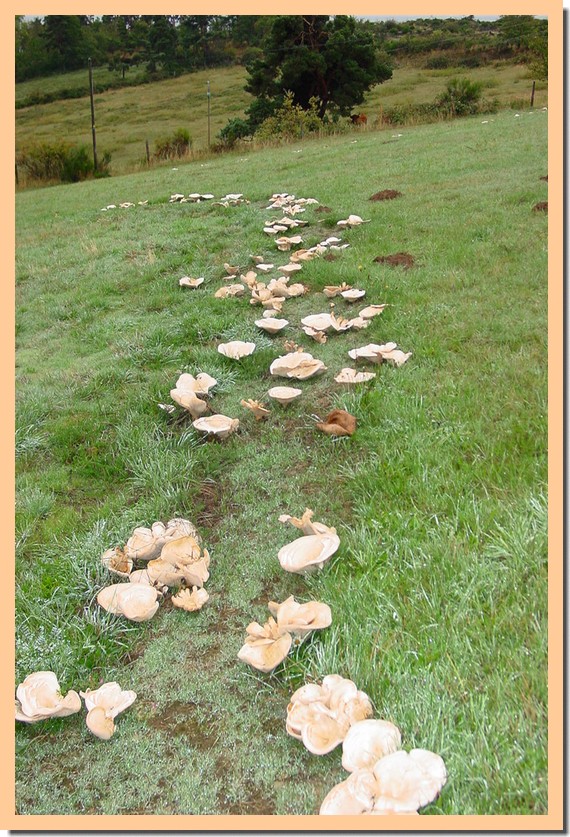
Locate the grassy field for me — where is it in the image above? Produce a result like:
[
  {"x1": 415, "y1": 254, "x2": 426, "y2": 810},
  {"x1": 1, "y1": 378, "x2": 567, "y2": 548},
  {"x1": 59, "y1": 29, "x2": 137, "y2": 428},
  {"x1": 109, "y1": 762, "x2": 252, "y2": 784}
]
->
[
  {"x1": 15, "y1": 107, "x2": 548, "y2": 817},
  {"x1": 15, "y1": 60, "x2": 546, "y2": 178}
]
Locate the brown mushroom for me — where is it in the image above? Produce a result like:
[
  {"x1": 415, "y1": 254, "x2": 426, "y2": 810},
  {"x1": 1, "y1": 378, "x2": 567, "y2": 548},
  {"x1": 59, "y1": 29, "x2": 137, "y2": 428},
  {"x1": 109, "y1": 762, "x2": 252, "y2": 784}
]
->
[{"x1": 316, "y1": 409, "x2": 357, "y2": 437}]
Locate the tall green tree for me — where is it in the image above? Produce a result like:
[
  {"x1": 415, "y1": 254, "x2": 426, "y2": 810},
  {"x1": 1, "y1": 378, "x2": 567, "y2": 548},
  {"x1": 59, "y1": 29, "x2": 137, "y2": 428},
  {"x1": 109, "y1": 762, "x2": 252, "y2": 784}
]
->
[
  {"x1": 42, "y1": 16, "x2": 87, "y2": 72},
  {"x1": 245, "y1": 15, "x2": 392, "y2": 122}
]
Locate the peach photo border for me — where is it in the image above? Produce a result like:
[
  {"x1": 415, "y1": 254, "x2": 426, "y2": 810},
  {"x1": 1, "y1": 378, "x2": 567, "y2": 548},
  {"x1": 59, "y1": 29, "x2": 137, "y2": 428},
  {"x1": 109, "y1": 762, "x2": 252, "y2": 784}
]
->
[{"x1": 5, "y1": 0, "x2": 564, "y2": 830}]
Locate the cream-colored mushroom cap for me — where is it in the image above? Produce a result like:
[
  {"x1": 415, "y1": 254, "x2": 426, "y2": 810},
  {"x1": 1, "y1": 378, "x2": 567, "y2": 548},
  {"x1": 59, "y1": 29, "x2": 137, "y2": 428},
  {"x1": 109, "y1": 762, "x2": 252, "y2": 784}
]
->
[
  {"x1": 342, "y1": 719, "x2": 402, "y2": 772},
  {"x1": 278, "y1": 532, "x2": 340, "y2": 574},
  {"x1": 348, "y1": 342, "x2": 397, "y2": 362},
  {"x1": 192, "y1": 415, "x2": 239, "y2": 439},
  {"x1": 255, "y1": 318, "x2": 289, "y2": 334},
  {"x1": 170, "y1": 388, "x2": 208, "y2": 418},
  {"x1": 86, "y1": 705, "x2": 115, "y2": 740},
  {"x1": 278, "y1": 508, "x2": 337, "y2": 536},
  {"x1": 80, "y1": 682, "x2": 137, "y2": 719},
  {"x1": 334, "y1": 368, "x2": 376, "y2": 384},
  {"x1": 15, "y1": 672, "x2": 82, "y2": 723},
  {"x1": 217, "y1": 341, "x2": 256, "y2": 360},
  {"x1": 320, "y1": 769, "x2": 378, "y2": 815},
  {"x1": 172, "y1": 586, "x2": 209, "y2": 612},
  {"x1": 179, "y1": 276, "x2": 204, "y2": 288},
  {"x1": 97, "y1": 583, "x2": 159, "y2": 621},
  {"x1": 359, "y1": 304, "x2": 388, "y2": 319},
  {"x1": 146, "y1": 558, "x2": 187, "y2": 587},
  {"x1": 172, "y1": 372, "x2": 217, "y2": 398},
  {"x1": 267, "y1": 386, "x2": 302, "y2": 405},
  {"x1": 270, "y1": 351, "x2": 326, "y2": 380},
  {"x1": 237, "y1": 617, "x2": 293, "y2": 672},
  {"x1": 341, "y1": 288, "x2": 366, "y2": 302},
  {"x1": 268, "y1": 595, "x2": 332, "y2": 638},
  {"x1": 300, "y1": 313, "x2": 333, "y2": 332},
  {"x1": 371, "y1": 749, "x2": 447, "y2": 813},
  {"x1": 124, "y1": 523, "x2": 167, "y2": 562}
]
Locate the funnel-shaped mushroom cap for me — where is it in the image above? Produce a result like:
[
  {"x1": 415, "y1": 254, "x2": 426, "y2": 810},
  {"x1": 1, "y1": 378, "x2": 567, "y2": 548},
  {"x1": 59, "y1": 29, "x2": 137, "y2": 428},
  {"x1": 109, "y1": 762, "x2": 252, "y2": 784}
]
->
[
  {"x1": 323, "y1": 283, "x2": 352, "y2": 298},
  {"x1": 158, "y1": 537, "x2": 210, "y2": 587},
  {"x1": 301, "y1": 313, "x2": 333, "y2": 332},
  {"x1": 164, "y1": 518, "x2": 200, "y2": 541},
  {"x1": 193, "y1": 415, "x2": 239, "y2": 439},
  {"x1": 124, "y1": 525, "x2": 164, "y2": 562},
  {"x1": 80, "y1": 682, "x2": 136, "y2": 719},
  {"x1": 341, "y1": 288, "x2": 366, "y2": 302},
  {"x1": 172, "y1": 586, "x2": 209, "y2": 612},
  {"x1": 378, "y1": 348, "x2": 413, "y2": 367},
  {"x1": 172, "y1": 372, "x2": 217, "y2": 398},
  {"x1": 214, "y1": 284, "x2": 245, "y2": 298},
  {"x1": 337, "y1": 214, "x2": 370, "y2": 227},
  {"x1": 334, "y1": 368, "x2": 376, "y2": 384},
  {"x1": 146, "y1": 558, "x2": 187, "y2": 587},
  {"x1": 179, "y1": 276, "x2": 204, "y2": 288},
  {"x1": 278, "y1": 508, "x2": 337, "y2": 537},
  {"x1": 371, "y1": 749, "x2": 447, "y2": 813},
  {"x1": 224, "y1": 262, "x2": 239, "y2": 275},
  {"x1": 348, "y1": 342, "x2": 411, "y2": 366},
  {"x1": 267, "y1": 386, "x2": 302, "y2": 406},
  {"x1": 359, "y1": 304, "x2": 388, "y2": 319},
  {"x1": 255, "y1": 318, "x2": 289, "y2": 334},
  {"x1": 101, "y1": 547, "x2": 133, "y2": 578},
  {"x1": 280, "y1": 262, "x2": 302, "y2": 276},
  {"x1": 97, "y1": 583, "x2": 159, "y2": 622},
  {"x1": 346, "y1": 316, "x2": 370, "y2": 330},
  {"x1": 161, "y1": 535, "x2": 202, "y2": 564},
  {"x1": 301, "y1": 707, "x2": 348, "y2": 754},
  {"x1": 237, "y1": 617, "x2": 293, "y2": 672},
  {"x1": 170, "y1": 387, "x2": 208, "y2": 418},
  {"x1": 320, "y1": 769, "x2": 378, "y2": 815},
  {"x1": 270, "y1": 351, "x2": 326, "y2": 380},
  {"x1": 329, "y1": 313, "x2": 353, "y2": 333},
  {"x1": 268, "y1": 595, "x2": 332, "y2": 638},
  {"x1": 128, "y1": 568, "x2": 153, "y2": 586},
  {"x1": 218, "y1": 341, "x2": 256, "y2": 360},
  {"x1": 303, "y1": 327, "x2": 327, "y2": 344},
  {"x1": 342, "y1": 719, "x2": 402, "y2": 773},
  {"x1": 15, "y1": 672, "x2": 82, "y2": 723},
  {"x1": 284, "y1": 282, "x2": 306, "y2": 298},
  {"x1": 85, "y1": 706, "x2": 115, "y2": 740},
  {"x1": 278, "y1": 532, "x2": 340, "y2": 574},
  {"x1": 241, "y1": 270, "x2": 259, "y2": 287}
]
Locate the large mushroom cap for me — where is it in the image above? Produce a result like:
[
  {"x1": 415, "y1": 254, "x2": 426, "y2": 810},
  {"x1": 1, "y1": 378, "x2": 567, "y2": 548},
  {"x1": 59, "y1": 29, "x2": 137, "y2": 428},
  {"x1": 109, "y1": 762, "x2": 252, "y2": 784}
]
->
[
  {"x1": 15, "y1": 672, "x2": 82, "y2": 723},
  {"x1": 237, "y1": 618, "x2": 293, "y2": 672},
  {"x1": 97, "y1": 583, "x2": 159, "y2": 622},
  {"x1": 86, "y1": 706, "x2": 115, "y2": 740},
  {"x1": 255, "y1": 318, "x2": 289, "y2": 334},
  {"x1": 193, "y1": 415, "x2": 239, "y2": 439},
  {"x1": 371, "y1": 749, "x2": 447, "y2": 813},
  {"x1": 334, "y1": 368, "x2": 376, "y2": 384},
  {"x1": 320, "y1": 770, "x2": 378, "y2": 815},
  {"x1": 170, "y1": 388, "x2": 208, "y2": 418},
  {"x1": 172, "y1": 586, "x2": 209, "y2": 612},
  {"x1": 300, "y1": 313, "x2": 333, "y2": 332},
  {"x1": 217, "y1": 341, "x2": 256, "y2": 360},
  {"x1": 268, "y1": 595, "x2": 332, "y2": 638},
  {"x1": 316, "y1": 409, "x2": 357, "y2": 437},
  {"x1": 124, "y1": 525, "x2": 166, "y2": 562},
  {"x1": 270, "y1": 351, "x2": 326, "y2": 380},
  {"x1": 359, "y1": 304, "x2": 388, "y2": 319},
  {"x1": 342, "y1": 719, "x2": 402, "y2": 772},
  {"x1": 80, "y1": 682, "x2": 137, "y2": 719},
  {"x1": 267, "y1": 386, "x2": 303, "y2": 405},
  {"x1": 278, "y1": 532, "x2": 340, "y2": 574}
]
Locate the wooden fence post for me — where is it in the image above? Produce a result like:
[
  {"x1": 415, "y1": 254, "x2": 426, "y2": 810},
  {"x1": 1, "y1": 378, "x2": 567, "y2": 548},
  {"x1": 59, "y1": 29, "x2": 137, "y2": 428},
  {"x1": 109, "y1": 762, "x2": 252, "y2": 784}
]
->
[
  {"x1": 146, "y1": 139, "x2": 150, "y2": 166},
  {"x1": 15, "y1": 163, "x2": 19, "y2": 185},
  {"x1": 530, "y1": 81, "x2": 536, "y2": 108}
]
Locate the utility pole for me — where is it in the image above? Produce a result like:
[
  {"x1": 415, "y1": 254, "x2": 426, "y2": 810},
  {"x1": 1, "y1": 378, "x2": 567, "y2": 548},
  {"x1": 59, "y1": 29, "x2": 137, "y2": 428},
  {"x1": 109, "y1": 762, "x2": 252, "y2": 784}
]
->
[
  {"x1": 88, "y1": 58, "x2": 98, "y2": 172},
  {"x1": 207, "y1": 80, "x2": 211, "y2": 148}
]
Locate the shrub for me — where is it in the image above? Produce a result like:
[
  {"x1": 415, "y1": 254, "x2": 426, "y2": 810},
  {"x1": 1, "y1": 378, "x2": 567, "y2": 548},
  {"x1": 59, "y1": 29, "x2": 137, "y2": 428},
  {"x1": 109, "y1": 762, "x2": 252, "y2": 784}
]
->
[
  {"x1": 153, "y1": 128, "x2": 192, "y2": 161},
  {"x1": 436, "y1": 76, "x2": 483, "y2": 116},
  {"x1": 254, "y1": 92, "x2": 325, "y2": 142},
  {"x1": 240, "y1": 46, "x2": 263, "y2": 67},
  {"x1": 424, "y1": 54, "x2": 451, "y2": 70},
  {"x1": 217, "y1": 118, "x2": 251, "y2": 149},
  {"x1": 17, "y1": 141, "x2": 110, "y2": 183}
]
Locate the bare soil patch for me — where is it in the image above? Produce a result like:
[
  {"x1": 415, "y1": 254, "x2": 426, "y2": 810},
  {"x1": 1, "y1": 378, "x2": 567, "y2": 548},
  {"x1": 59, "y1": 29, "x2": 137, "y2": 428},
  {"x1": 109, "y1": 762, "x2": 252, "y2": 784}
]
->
[
  {"x1": 369, "y1": 189, "x2": 402, "y2": 201},
  {"x1": 540, "y1": 176, "x2": 548, "y2": 182},
  {"x1": 315, "y1": 205, "x2": 332, "y2": 213},
  {"x1": 373, "y1": 252, "x2": 415, "y2": 269},
  {"x1": 532, "y1": 202, "x2": 548, "y2": 213}
]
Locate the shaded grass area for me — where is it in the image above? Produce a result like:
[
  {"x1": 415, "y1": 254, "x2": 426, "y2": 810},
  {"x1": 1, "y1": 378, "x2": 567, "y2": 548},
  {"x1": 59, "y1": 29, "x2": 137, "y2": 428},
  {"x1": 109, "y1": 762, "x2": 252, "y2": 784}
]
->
[{"x1": 16, "y1": 109, "x2": 547, "y2": 815}]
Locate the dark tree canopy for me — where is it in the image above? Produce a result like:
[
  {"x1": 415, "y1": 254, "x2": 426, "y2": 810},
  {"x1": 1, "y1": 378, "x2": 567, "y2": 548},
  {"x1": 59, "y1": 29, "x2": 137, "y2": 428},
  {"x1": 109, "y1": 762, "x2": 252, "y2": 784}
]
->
[{"x1": 245, "y1": 15, "x2": 393, "y2": 120}]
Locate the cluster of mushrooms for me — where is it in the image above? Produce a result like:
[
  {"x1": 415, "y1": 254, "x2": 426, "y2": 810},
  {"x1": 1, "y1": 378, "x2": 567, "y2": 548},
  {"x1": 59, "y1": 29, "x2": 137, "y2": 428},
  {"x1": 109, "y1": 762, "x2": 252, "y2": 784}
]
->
[
  {"x1": 15, "y1": 672, "x2": 136, "y2": 740},
  {"x1": 173, "y1": 191, "x2": 412, "y2": 440},
  {"x1": 97, "y1": 517, "x2": 211, "y2": 619}
]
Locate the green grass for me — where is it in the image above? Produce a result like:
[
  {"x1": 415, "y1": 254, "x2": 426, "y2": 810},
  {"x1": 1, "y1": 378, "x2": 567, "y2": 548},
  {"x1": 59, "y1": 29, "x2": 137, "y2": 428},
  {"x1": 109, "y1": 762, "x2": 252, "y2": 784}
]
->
[
  {"x1": 15, "y1": 60, "x2": 546, "y2": 180},
  {"x1": 15, "y1": 108, "x2": 548, "y2": 816}
]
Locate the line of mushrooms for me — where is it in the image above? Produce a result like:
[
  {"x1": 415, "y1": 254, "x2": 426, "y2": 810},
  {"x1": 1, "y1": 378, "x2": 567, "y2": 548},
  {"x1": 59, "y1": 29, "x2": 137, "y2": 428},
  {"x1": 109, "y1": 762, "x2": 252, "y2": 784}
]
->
[{"x1": 16, "y1": 189, "x2": 440, "y2": 814}]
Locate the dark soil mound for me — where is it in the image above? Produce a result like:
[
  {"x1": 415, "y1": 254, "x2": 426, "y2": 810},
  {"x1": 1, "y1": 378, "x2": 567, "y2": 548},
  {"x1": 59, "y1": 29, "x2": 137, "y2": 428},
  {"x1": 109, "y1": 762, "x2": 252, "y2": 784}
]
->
[
  {"x1": 316, "y1": 205, "x2": 332, "y2": 213},
  {"x1": 369, "y1": 190, "x2": 403, "y2": 201},
  {"x1": 540, "y1": 175, "x2": 548, "y2": 181},
  {"x1": 532, "y1": 202, "x2": 548, "y2": 213},
  {"x1": 373, "y1": 252, "x2": 415, "y2": 269},
  {"x1": 323, "y1": 253, "x2": 338, "y2": 261}
]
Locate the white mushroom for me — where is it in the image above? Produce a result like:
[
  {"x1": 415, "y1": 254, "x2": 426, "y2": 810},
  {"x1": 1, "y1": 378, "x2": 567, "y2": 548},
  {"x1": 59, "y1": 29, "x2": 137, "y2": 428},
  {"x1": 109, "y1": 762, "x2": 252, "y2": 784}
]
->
[
  {"x1": 192, "y1": 415, "x2": 239, "y2": 439},
  {"x1": 278, "y1": 508, "x2": 337, "y2": 536},
  {"x1": 340, "y1": 288, "x2": 366, "y2": 302},
  {"x1": 179, "y1": 276, "x2": 204, "y2": 288},
  {"x1": 240, "y1": 399, "x2": 270, "y2": 420},
  {"x1": 348, "y1": 343, "x2": 412, "y2": 367},
  {"x1": 359, "y1": 304, "x2": 388, "y2": 319},
  {"x1": 255, "y1": 318, "x2": 289, "y2": 334},
  {"x1": 334, "y1": 368, "x2": 376, "y2": 384},
  {"x1": 124, "y1": 521, "x2": 169, "y2": 562},
  {"x1": 97, "y1": 583, "x2": 160, "y2": 621},
  {"x1": 80, "y1": 681, "x2": 137, "y2": 741},
  {"x1": 15, "y1": 672, "x2": 82, "y2": 723},
  {"x1": 342, "y1": 719, "x2": 402, "y2": 772},
  {"x1": 270, "y1": 351, "x2": 326, "y2": 380},
  {"x1": 237, "y1": 617, "x2": 292, "y2": 672},
  {"x1": 320, "y1": 769, "x2": 378, "y2": 815},
  {"x1": 171, "y1": 586, "x2": 209, "y2": 612},
  {"x1": 300, "y1": 313, "x2": 333, "y2": 332},
  {"x1": 371, "y1": 749, "x2": 447, "y2": 813},
  {"x1": 268, "y1": 595, "x2": 332, "y2": 639},
  {"x1": 267, "y1": 386, "x2": 302, "y2": 406},
  {"x1": 278, "y1": 532, "x2": 340, "y2": 574},
  {"x1": 217, "y1": 341, "x2": 256, "y2": 360},
  {"x1": 214, "y1": 284, "x2": 245, "y2": 298},
  {"x1": 337, "y1": 214, "x2": 371, "y2": 227},
  {"x1": 101, "y1": 546, "x2": 133, "y2": 578}
]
